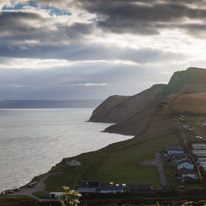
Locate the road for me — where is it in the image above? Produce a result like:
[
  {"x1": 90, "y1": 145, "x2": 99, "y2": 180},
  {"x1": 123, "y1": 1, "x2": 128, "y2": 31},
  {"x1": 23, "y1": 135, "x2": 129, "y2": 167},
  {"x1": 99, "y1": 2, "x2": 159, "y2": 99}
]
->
[
  {"x1": 155, "y1": 153, "x2": 167, "y2": 186},
  {"x1": 9, "y1": 173, "x2": 60, "y2": 202}
]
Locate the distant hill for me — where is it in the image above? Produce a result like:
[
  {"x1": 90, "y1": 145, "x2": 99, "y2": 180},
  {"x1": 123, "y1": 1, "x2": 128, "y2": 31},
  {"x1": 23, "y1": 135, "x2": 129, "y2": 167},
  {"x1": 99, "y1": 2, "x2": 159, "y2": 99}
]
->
[
  {"x1": 0, "y1": 100, "x2": 103, "y2": 108},
  {"x1": 89, "y1": 67, "x2": 206, "y2": 135}
]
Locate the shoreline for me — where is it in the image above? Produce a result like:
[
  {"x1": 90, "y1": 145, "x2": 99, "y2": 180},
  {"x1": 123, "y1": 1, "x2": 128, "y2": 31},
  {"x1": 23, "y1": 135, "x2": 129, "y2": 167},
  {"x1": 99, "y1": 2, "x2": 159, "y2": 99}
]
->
[
  {"x1": 3, "y1": 133, "x2": 133, "y2": 195},
  {"x1": 0, "y1": 108, "x2": 132, "y2": 191}
]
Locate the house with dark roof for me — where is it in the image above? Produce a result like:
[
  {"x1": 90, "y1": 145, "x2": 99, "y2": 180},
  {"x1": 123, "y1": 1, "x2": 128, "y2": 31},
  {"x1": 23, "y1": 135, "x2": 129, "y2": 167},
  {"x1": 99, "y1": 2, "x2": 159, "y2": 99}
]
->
[
  {"x1": 128, "y1": 185, "x2": 153, "y2": 193},
  {"x1": 169, "y1": 153, "x2": 190, "y2": 164},
  {"x1": 171, "y1": 156, "x2": 191, "y2": 165},
  {"x1": 97, "y1": 185, "x2": 124, "y2": 194},
  {"x1": 78, "y1": 187, "x2": 96, "y2": 194},
  {"x1": 78, "y1": 179, "x2": 101, "y2": 194},
  {"x1": 167, "y1": 145, "x2": 184, "y2": 155},
  {"x1": 178, "y1": 168, "x2": 198, "y2": 182},
  {"x1": 177, "y1": 176, "x2": 198, "y2": 183}
]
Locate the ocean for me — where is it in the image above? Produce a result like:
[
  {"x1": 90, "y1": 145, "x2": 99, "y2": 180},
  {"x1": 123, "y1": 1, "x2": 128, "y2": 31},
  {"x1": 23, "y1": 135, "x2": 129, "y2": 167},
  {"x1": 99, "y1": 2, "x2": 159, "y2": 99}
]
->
[{"x1": 0, "y1": 108, "x2": 132, "y2": 189}]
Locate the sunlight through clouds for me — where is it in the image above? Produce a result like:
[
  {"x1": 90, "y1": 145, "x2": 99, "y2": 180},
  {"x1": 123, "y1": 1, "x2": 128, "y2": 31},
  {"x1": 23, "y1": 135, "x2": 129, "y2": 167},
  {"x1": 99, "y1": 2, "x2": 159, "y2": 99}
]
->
[{"x1": 0, "y1": 0, "x2": 206, "y2": 99}]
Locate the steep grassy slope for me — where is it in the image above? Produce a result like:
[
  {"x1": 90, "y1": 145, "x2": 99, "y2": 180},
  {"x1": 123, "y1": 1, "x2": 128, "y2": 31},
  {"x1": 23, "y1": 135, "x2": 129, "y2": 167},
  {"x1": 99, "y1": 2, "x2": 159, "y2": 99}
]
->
[
  {"x1": 90, "y1": 67, "x2": 206, "y2": 135},
  {"x1": 89, "y1": 95, "x2": 130, "y2": 123},
  {"x1": 165, "y1": 67, "x2": 206, "y2": 94},
  {"x1": 90, "y1": 84, "x2": 166, "y2": 135}
]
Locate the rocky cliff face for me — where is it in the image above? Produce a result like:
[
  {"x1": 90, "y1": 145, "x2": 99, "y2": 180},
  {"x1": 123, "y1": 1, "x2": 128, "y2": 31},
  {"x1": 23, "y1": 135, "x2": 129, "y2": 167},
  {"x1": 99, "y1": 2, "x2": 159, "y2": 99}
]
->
[{"x1": 89, "y1": 67, "x2": 206, "y2": 135}]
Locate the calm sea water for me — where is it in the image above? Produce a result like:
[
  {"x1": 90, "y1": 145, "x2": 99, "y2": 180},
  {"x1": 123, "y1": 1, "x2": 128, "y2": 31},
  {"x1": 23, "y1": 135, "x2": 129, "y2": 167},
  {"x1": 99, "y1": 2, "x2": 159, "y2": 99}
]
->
[{"x1": 0, "y1": 109, "x2": 132, "y2": 189}]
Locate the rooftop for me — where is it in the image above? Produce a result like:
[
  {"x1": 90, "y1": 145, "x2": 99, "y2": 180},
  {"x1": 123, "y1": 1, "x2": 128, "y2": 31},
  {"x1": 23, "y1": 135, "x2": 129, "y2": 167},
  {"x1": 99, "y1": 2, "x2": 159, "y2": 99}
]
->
[
  {"x1": 98, "y1": 185, "x2": 123, "y2": 191},
  {"x1": 128, "y1": 185, "x2": 152, "y2": 190}
]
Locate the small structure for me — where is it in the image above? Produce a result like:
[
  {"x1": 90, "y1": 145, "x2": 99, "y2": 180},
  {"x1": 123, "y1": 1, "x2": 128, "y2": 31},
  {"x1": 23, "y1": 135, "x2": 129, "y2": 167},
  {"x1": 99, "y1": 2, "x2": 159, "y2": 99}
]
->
[
  {"x1": 167, "y1": 145, "x2": 184, "y2": 155},
  {"x1": 177, "y1": 176, "x2": 198, "y2": 183},
  {"x1": 197, "y1": 158, "x2": 206, "y2": 163},
  {"x1": 170, "y1": 156, "x2": 190, "y2": 165},
  {"x1": 78, "y1": 179, "x2": 100, "y2": 194},
  {"x1": 78, "y1": 187, "x2": 96, "y2": 194},
  {"x1": 177, "y1": 160, "x2": 194, "y2": 170},
  {"x1": 128, "y1": 185, "x2": 153, "y2": 193},
  {"x1": 66, "y1": 158, "x2": 81, "y2": 166},
  {"x1": 98, "y1": 185, "x2": 124, "y2": 194},
  {"x1": 192, "y1": 150, "x2": 206, "y2": 157},
  {"x1": 190, "y1": 136, "x2": 202, "y2": 140},
  {"x1": 192, "y1": 143, "x2": 206, "y2": 150},
  {"x1": 178, "y1": 168, "x2": 198, "y2": 181},
  {"x1": 169, "y1": 153, "x2": 191, "y2": 164},
  {"x1": 49, "y1": 192, "x2": 63, "y2": 199},
  {"x1": 183, "y1": 125, "x2": 191, "y2": 130},
  {"x1": 199, "y1": 162, "x2": 206, "y2": 171},
  {"x1": 195, "y1": 136, "x2": 203, "y2": 139}
]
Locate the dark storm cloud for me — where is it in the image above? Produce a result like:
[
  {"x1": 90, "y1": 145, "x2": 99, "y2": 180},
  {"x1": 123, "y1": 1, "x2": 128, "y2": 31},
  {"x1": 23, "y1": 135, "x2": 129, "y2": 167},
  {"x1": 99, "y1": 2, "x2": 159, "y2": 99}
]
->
[
  {"x1": 0, "y1": 11, "x2": 94, "y2": 43},
  {"x1": 0, "y1": 11, "x2": 43, "y2": 33},
  {"x1": 70, "y1": 0, "x2": 206, "y2": 35}
]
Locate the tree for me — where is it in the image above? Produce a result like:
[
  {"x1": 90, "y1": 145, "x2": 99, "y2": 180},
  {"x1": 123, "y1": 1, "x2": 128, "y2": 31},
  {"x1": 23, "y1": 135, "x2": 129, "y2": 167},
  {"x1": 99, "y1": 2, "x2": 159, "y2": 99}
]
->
[{"x1": 59, "y1": 186, "x2": 81, "y2": 206}]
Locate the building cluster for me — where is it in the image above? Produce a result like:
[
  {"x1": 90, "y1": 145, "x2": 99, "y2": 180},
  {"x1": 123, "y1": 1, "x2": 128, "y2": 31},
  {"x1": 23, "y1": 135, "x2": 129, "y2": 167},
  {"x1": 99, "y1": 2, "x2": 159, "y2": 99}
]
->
[
  {"x1": 77, "y1": 180, "x2": 153, "y2": 195},
  {"x1": 191, "y1": 143, "x2": 206, "y2": 171},
  {"x1": 166, "y1": 145, "x2": 198, "y2": 183}
]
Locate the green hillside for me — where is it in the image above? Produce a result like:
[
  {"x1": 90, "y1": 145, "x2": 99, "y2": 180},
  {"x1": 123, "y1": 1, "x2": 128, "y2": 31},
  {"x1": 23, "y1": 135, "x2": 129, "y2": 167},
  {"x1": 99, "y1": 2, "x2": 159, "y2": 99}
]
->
[{"x1": 37, "y1": 68, "x2": 206, "y2": 192}]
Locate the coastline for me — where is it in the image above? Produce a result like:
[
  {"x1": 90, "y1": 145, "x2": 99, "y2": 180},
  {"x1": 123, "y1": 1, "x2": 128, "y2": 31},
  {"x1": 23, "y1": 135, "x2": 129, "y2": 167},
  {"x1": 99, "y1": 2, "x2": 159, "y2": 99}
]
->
[
  {"x1": 0, "y1": 108, "x2": 132, "y2": 190},
  {"x1": 6, "y1": 134, "x2": 133, "y2": 198}
]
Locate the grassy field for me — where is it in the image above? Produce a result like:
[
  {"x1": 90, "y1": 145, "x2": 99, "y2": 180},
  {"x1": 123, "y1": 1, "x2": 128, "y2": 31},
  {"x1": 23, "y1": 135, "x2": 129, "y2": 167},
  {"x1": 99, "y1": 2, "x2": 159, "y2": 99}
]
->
[
  {"x1": 170, "y1": 93, "x2": 206, "y2": 114},
  {"x1": 0, "y1": 196, "x2": 37, "y2": 206},
  {"x1": 44, "y1": 128, "x2": 182, "y2": 191},
  {"x1": 42, "y1": 92, "x2": 206, "y2": 192},
  {"x1": 45, "y1": 152, "x2": 94, "y2": 191},
  {"x1": 163, "y1": 164, "x2": 176, "y2": 185}
]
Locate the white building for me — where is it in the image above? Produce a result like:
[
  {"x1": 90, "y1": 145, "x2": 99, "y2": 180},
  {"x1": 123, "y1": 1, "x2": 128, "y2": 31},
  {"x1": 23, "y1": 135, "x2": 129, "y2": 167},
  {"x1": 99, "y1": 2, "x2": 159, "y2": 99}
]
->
[
  {"x1": 66, "y1": 158, "x2": 81, "y2": 166},
  {"x1": 192, "y1": 150, "x2": 206, "y2": 157},
  {"x1": 197, "y1": 158, "x2": 206, "y2": 163},
  {"x1": 192, "y1": 143, "x2": 206, "y2": 150},
  {"x1": 177, "y1": 161, "x2": 194, "y2": 170}
]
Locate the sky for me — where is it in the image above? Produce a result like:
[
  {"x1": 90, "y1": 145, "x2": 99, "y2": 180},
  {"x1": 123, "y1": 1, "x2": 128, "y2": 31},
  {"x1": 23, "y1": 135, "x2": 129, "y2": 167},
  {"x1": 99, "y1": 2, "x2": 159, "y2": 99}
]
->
[{"x1": 1, "y1": 0, "x2": 206, "y2": 100}]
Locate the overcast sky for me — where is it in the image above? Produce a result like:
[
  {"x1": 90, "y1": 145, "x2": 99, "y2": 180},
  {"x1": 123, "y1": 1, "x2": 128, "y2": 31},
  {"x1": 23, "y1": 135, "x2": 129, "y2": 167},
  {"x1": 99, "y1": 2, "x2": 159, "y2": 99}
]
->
[{"x1": 0, "y1": 0, "x2": 206, "y2": 100}]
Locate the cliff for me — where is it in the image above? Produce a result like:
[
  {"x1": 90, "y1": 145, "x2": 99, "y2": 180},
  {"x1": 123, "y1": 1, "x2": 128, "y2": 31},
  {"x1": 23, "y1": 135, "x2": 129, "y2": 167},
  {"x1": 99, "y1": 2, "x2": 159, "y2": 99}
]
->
[{"x1": 89, "y1": 67, "x2": 206, "y2": 135}]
